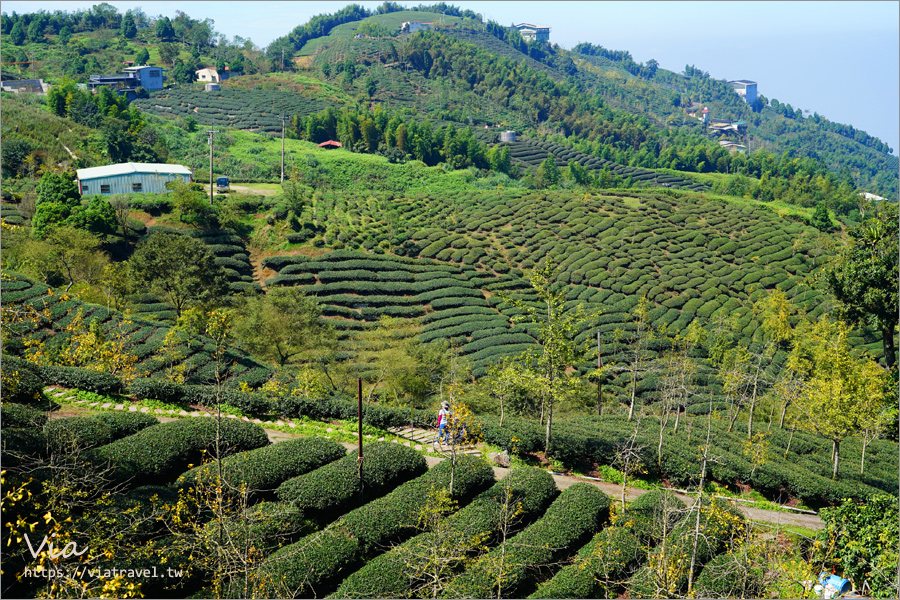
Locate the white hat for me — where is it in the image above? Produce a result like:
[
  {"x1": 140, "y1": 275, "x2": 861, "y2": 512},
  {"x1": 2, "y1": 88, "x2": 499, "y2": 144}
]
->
[{"x1": 441, "y1": 401, "x2": 450, "y2": 409}]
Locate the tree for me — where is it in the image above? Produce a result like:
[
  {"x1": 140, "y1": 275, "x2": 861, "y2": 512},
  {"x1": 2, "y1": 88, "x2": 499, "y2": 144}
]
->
[
  {"x1": 823, "y1": 202, "x2": 899, "y2": 369},
  {"x1": 158, "y1": 41, "x2": 179, "y2": 66},
  {"x1": 794, "y1": 318, "x2": 890, "y2": 479},
  {"x1": 355, "y1": 316, "x2": 449, "y2": 408},
  {"x1": 44, "y1": 226, "x2": 109, "y2": 292},
  {"x1": 134, "y1": 47, "x2": 150, "y2": 65},
  {"x1": 129, "y1": 231, "x2": 228, "y2": 317},
  {"x1": 155, "y1": 16, "x2": 174, "y2": 40},
  {"x1": 65, "y1": 196, "x2": 117, "y2": 236},
  {"x1": 818, "y1": 495, "x2": 899, "y2": 599},
  {"x1": 809, "y1": 203, "x2": 834, "y2": 231},
  {"x1": 59, "y1": 25, "x2": 72, "y2": 45},
  {"x1": 109, "y1": 195, "x2": 132, "y2": 242},
  {"x1": 27, "y1": 19, "x2": 43, "y2": 43},
  {"x1": 505, "y1": 259, "x2": 594, "y2": 452},
  {"x1": 36, "y1": 171, "x2": 80, "y2": 206},
  {"x1": 167, "y1": 181, "x2": 208, "y2": 224},
  {"x1": 534, "y1": 154, "x2": 560, "y2": 188},
  {"x1": 10, "y1": 21, "x2": 25, "y2": 45},
  {"x1": 621, "y1": 296, "x2": 655, "y2": 421},
  {"x1": 120, "y1": 11, "x2": 136, "y2": 38},
  {"x1": 231, "y1": 287, "x2": 331, "y2": 367}
]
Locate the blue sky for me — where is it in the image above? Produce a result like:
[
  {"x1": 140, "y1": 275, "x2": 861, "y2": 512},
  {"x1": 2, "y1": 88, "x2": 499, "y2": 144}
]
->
[{"x1": 5, "y1": 1, "x2": 898, "y2": 154}]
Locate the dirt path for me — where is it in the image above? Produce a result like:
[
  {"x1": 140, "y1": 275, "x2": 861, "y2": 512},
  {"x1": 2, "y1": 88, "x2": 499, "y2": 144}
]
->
[
  {"x1": 230, "y1": 185, "x2": 277, "y2": 196},
  {"x1": 47, "y1": 394, "x2": 824, "y2": 531}
]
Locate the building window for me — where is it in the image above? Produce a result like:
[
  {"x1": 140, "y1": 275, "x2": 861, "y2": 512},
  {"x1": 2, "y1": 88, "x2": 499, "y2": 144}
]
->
[
  {"x1": 100, "y1": 184, "x2": 111, "y2": 194},
  {"x1": 149, "y1": 70, "x2": 160, "y2": 77},
  {"x1": 132, "y1": 182, "x2": 143, "y2": 192},
  {"x1": 81, "y1": 185, "x2": 89, "y2": 192}
]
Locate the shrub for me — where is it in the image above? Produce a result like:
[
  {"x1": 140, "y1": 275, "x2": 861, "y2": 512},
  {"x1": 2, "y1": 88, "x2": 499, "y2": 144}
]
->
[
  {"x1": 529, "y1": 526, "x2": 644, "y2": 599},
  {"x1": 1, "y1": 428, "x2": 47, "y2": 466},
  {"x1": 45, "y1": 416, "x2": 116, "y2": 453},
  {"x1": 128, "y1": 377, "x2": 185, "y2": 404},
  {"x1": 331, "y1": 467, "x2": 558, "y2": 599},
  {"x1": 91, "y1": 418, "x2": 269, "y2": 487},
  {"x1": 442, "y1": 483, "x2": 610, "y2": 598},
  {"x1": 263, "y1": 455, "x2": 495, "y2": 598},
  {"x1": 1, "y1": 356, "x2": 46, "y2": 403},
  {"x1": 177, "y1": 436, "x2": 346, "y2": 503},
  {"x1": 622, "y1": 489, "x2": 687, "y2": 545},
  {"x1": 694, "y1": 550, "x2": 766, "y2": 599},
  {"x1": 276, "y1": 442, "x2": 427, "y2": 521},
  {"x1": 1, "y1": 403, "x2": 47, "y2": 428},
  {"x1": 91, "y1": 412, "x2": 159, "y2": 438},
  {"x1": 39, "y1": 365, "x2": 123, "y2": 395}
]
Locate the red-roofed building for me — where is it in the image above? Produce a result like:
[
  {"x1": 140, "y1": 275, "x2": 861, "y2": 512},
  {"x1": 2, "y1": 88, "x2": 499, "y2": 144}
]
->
[{"x1": 318, "y1": 140, "x2": 343, "y2": 149}]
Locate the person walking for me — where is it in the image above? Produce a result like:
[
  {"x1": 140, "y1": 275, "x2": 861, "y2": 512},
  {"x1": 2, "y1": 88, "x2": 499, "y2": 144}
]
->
[{"x1": 436, "y1": 401, "x2": 451, "y2": 446}]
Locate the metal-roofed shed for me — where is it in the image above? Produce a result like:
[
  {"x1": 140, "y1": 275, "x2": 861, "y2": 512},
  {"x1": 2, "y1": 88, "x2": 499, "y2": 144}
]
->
[{"x1": 76, "y1": 163, "x2": 192, "y2": 196}]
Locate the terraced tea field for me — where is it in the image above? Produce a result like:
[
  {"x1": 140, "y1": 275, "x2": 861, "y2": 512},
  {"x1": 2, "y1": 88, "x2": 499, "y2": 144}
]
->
[
  {"x1": 495, "y1": 136, "x2": 708, "y2": 191},
  {"x1": 0, "y1": 272, "x2": 272, "y2": 387},
  {"x1": 132, "y1": 88, "x2": 334, "y2": 132},
  {"x1": 261, "y1": 187, "x2": 881, "y2": 403}
]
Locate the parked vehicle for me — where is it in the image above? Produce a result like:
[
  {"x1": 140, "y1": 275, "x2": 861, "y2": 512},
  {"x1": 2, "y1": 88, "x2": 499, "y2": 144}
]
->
[{"x1": 216, "y1": 176, "x2": 230, "y2": 192}]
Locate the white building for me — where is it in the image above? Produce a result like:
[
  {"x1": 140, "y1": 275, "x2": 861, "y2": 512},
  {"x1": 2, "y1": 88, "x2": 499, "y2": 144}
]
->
[
  {"x1": 400, "y1": 21, "x2": 433, "y2": 33},
  {"x1": 510, "y1": 23, "x2": 551, "y2": 43},
  {"x1": 730, "y1": 80, "x2": 758, "y2": 105},
  {"x1": 76, "y1": 163, "x2": 192, "y2": 196},
  {"x1": 196, "y1": 68, "x2": 221, "y2": 83}
]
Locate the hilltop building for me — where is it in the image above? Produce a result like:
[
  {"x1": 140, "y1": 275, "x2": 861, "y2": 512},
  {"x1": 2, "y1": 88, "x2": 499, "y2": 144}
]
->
[
  {"x1": 76, "y1": 163, "x2": 191, "y2": 196},
  {"x1": 88, "y1": 65, "x2": 166, "y2": 99},
  {"x1": 730, "y1": 80, "x2": 757, "y2": 104},
  {"x1": 510, "y1": 23, "x2": 550, "y2": 43},
  {"x1": 400, "y1": 21, "x2": 433, "y2": 33}
]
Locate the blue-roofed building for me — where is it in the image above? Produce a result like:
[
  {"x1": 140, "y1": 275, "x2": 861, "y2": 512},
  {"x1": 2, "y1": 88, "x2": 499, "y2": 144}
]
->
[{"x1": 76, "y1": 163, "x2": 192, "y2": 196}]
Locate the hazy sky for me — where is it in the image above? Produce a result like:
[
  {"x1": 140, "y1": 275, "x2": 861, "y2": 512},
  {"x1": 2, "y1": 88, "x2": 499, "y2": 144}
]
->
[{"x1": 5, "y1": 1, "x2": 898, "y2": 154}]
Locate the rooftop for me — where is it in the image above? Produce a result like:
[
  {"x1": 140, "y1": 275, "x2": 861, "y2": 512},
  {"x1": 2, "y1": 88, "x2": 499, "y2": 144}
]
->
[
  {"x1": 729, "y1": 80, "x2": 757, "y2": 85},
  {"x1": 76, "y1": 162, "x2": 191, "y2": 180}
]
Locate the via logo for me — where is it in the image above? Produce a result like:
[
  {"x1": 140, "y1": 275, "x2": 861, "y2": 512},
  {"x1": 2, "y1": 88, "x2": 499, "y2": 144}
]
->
[{"x1": 24, "y1": 533, "x2": 89, "y2": 560}]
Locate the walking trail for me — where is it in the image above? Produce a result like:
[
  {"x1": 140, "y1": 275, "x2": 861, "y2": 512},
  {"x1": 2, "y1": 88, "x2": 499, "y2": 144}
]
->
[{"x1": 47, "y1": 387, "x2": 825, "y2": 531}]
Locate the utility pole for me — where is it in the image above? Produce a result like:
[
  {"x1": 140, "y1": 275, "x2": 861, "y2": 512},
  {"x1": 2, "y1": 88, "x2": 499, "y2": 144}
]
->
[
  {"x1": 281, "y1": 48, "x2": 285, "y2": 72},
  {"x1": 597, "y1": 330, "x2": 603, "y2": 416},
  {"x1": 207, "y1": 125, "x2": 216, "y2": 205},
  {"x1": 280, "y1": 114, "x2": 287, "y2": 183}
]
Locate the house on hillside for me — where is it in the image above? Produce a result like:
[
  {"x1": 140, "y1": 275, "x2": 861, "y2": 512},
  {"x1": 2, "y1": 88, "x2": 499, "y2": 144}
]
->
[
  {"x1": 510, "y1": 23, "x2": 550, "y2": 43},
  {"x1": 730, "y1": 80, "x2": 757, "y2": 104},
  {"x1": 400, "y1": 21, "x2": 433, "y2": 33},
  {"x1": 318, "y1": 140, "x2": 343, "y2": 149},
  {"x1": 88, "y1": 65, "x2": 166, "y2": 99},
  {"x1": 195, "y1": 67, "x2": 229, "y2": 83},
  {"x1": 76, "y1": 162, "x2": 192, "y2": 196}
]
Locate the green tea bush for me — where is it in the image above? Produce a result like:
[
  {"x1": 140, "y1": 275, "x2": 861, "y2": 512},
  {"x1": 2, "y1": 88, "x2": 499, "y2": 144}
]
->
[
  {"x1": 177, "y1": 437, "x2": 346, "y2": 503},
  {"x1": 276, "y1": 442, "x2": 427, "y2": 521},
  {"x1": 332, "y1": 468, "x2": 558, "y2": 599},
  {"x1": 1, "y1": 403, "x2": 47, "y2": 428},
  {"x1": 92, "y1": 418, "x2": 269, "y2": 487},
  {"x1": 263, "y1": 455, "x2": 495, "y2": 598},
  {"x1": 38, "y1": 365, "x2": 123, "y2": 395},
  {"x1": 1, "y1": 356, "x2": 45, "y2": 403},
  {"x1": 529, "y1": 526, "x2": 644, "y2": 599},
  {"x1": 627, "y1": 490, "x2": 688, "y2": 545},
  {"x1": 91, "y1": 412, "x2": 159, "y2": 438},
  {"x1": 444, "y1": 483, "x2": 610, "y2": 598},
  {"x1": 128, "y1": 377, "x2": 185, "y2": 404},
  {"x1": 45, "y1": 416, "x2": 116, "y2": 452}
]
